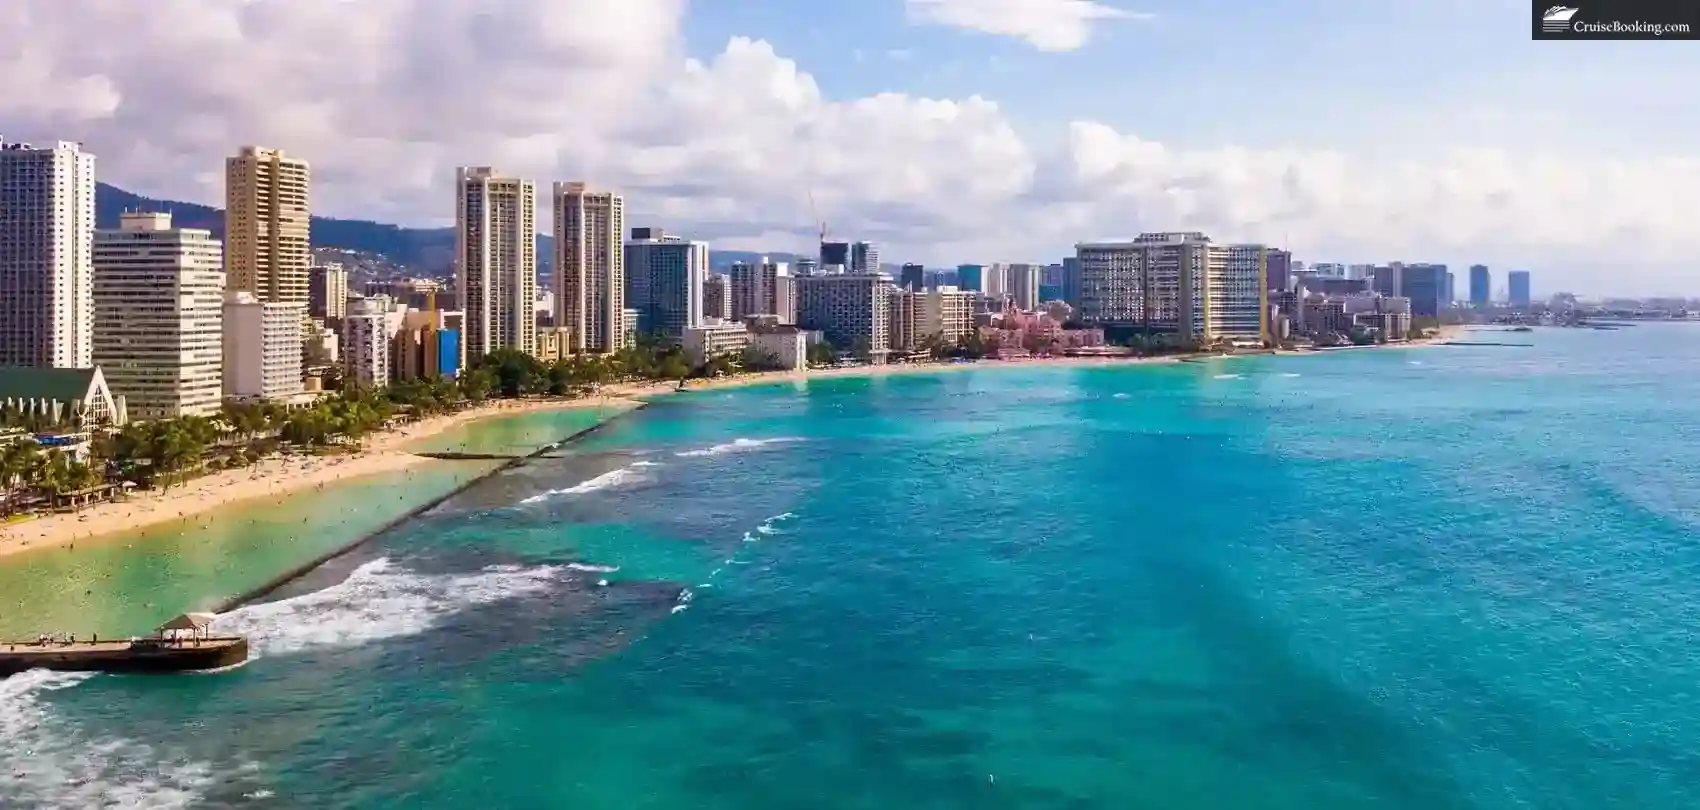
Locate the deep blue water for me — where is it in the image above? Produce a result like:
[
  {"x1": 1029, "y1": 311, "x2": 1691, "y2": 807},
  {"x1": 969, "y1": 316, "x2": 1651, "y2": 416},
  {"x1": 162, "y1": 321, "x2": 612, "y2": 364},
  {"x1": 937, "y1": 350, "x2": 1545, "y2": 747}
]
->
[{"x1": 6, "y1": 325, "x2": 1700, "y2": 809}]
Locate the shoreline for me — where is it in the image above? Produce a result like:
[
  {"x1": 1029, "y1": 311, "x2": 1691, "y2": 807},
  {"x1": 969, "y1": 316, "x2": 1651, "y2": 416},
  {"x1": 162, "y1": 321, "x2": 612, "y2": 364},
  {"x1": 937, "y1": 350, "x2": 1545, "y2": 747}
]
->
[
  {"x1": 0, "y1": 396, "x2": 639, "y2": 559},
  {"x1": 0, "y1": 328, "x2": 1459, "y2": 560},
  {"x1": 604, "y1": 326, "x2": 1467, "y2": 400}
]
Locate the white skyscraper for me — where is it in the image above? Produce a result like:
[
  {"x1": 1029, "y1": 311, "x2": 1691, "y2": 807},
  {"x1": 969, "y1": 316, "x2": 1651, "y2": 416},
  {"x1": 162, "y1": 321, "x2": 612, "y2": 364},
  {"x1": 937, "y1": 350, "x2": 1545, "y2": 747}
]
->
[
  {"x1": 1008, "y1": 263, "x2": 1041, "y2": 310},
  {"x1": 850, "y1": 241, "x2": 880, "y2": 275},
  {"x1": 341, "y1": 296, "x2": 406, "y2": 387},
  {"x1": 553, "y1": 182, "x2": 625, "y2": 353},
  {"x1": 0, "y1": 139, "x2": 95, "y2": 368},
  {"x1": 456, "y1": 167, "x2": 538, "y2": 359},
  {"x1": 222, "y1": 291, "x2": 304, "y2": 401},
  {"x1": 93, "y1": 213, "x2": 225, "y2": 420}
]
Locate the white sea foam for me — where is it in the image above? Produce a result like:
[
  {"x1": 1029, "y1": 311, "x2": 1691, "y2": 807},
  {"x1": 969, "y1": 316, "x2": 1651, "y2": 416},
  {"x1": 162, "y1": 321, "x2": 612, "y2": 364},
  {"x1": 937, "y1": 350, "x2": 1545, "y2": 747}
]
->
[
  {"x1": 756, "y1": 512, "x2": 796, "y2": 535},
  {"x1": 213, "y1": 557, "x2": 561, "y2": 657},
  {"x1": 566, "y1": 563, "x2": 619, "y2": 574},
  {"x1": 674, "y1": 437, "x2": 804, "y2": 458},
  {"x1": 1280, "y1": 373, "x2": 1301, "y2": 378},
  {"x1": 1112, "y1": 393, "x2": 1130, "y2": 399},
  {"x1": 519, "y1": 461, "x2": 658, "y2": 504},
  {"x1": 1213, "y1": 373, "x2": 1243, "y2": 380},
  {"x1": 0, "y1": 670, "x2": 216, "y2": 810}
]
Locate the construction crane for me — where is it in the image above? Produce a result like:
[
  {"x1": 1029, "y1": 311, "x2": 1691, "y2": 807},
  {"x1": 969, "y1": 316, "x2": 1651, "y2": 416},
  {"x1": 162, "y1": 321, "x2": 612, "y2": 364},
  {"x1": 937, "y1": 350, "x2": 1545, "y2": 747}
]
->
[{"x1": 808, "y1": 190, "x2": 826, "y2": 244}]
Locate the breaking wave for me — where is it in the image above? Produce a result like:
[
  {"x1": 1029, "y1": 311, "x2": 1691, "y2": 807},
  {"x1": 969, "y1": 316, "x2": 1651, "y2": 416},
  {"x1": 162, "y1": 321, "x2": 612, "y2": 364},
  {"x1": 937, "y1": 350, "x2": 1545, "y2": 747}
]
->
[
  {"x1": 519, "y1": 461, "x2": 658, "y2": 504},
  {"x1": 674, "y1": 437, "x2": 804, "y2": 458},
  {"x1": 0, "y1": 670, "x2": 216, "y2": 810},
  {"x1": 213, "y1": 557, "x2": 562, "y2": 657}
]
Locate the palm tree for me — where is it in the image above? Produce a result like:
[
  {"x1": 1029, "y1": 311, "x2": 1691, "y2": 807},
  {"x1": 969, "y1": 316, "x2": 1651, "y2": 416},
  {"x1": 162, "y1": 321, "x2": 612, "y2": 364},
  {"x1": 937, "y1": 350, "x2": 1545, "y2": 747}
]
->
[{"x1": 0, "y1": 438, "x2": 41, "y2": 517}]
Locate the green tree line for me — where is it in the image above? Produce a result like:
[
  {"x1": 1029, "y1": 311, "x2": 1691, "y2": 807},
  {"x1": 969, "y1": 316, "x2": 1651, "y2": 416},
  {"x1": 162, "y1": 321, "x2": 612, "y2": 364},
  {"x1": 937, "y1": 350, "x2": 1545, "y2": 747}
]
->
[{"x1": 0, "y1": 340, "x2": 749, "y2": 517}]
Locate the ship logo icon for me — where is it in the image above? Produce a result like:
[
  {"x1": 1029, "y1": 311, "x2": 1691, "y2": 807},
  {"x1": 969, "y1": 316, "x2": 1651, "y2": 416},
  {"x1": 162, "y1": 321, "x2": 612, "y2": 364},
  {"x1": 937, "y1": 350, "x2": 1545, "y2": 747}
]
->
[{"x1": 1542, "y1": 5, "x2": 1579, "y2": 32}]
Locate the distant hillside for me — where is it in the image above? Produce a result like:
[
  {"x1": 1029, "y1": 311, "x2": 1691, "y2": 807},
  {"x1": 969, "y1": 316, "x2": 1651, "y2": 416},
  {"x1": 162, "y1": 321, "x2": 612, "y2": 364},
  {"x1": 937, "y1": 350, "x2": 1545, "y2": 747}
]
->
[{"x1": 98, "y1": 183, "x2": 802, "y2": 274}]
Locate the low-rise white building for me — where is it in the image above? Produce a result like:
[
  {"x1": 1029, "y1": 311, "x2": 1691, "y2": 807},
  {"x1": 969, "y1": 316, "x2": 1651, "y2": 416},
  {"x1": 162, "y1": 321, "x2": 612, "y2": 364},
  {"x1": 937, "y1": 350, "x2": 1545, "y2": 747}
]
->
[
  {"x1": 222, "y1": 291, "x2": 304, "y2": 401},
  {"x1": 682, "y1": 320, "x2": 750, "y2": 366},
  {"x1": 748, "y1": 326, "x2": 808, "y2": 371}
]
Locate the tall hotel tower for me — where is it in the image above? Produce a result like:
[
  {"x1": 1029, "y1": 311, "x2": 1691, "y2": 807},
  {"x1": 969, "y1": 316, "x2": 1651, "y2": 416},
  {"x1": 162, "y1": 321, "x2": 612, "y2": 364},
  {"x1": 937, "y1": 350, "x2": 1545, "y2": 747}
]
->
[
  {"x1": 225, "y1": 146, "x2": 311, "y2": 306},
  {"x1": 0, "y1": 139, "x2": 95, "y2": 368},
  {"x1": 553, "y1": 182, "x2": 625, "y2": 353},
  {"x1": 456, "y1": 167, "x2": 537, "y2": 359},
  {"x1": 93, "y1": 213, "x2": 225, "y2": 419}
]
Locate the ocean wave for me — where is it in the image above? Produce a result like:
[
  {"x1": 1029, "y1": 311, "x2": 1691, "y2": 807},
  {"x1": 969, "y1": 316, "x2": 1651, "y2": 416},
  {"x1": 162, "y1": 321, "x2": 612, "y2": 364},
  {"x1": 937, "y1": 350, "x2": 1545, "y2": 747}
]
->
[
  {"x1": 212, "y1": 557, "x2": 561, "y2": 657},
  {"x1": 1213, "y1": 373, "x2": 1243, "y2": 380},
  {"x1": 565, "y1": 563, "x2": 620, "y2": 574},
  {"x1": 742, "y1": 511, "x2": 796, "y2": 542},
  {"x1": 1280, "y1": 373, "x2": 1301, "y2": 378},
  {"x1": 519, "y1": 461, "x2": 658, "y2": 504},
  {"x1": 674, "y1": 437, "x2": 804, "y2": 458},
  {"x1": 0, "y1": 670, "x2": 216, "y2": 810}
]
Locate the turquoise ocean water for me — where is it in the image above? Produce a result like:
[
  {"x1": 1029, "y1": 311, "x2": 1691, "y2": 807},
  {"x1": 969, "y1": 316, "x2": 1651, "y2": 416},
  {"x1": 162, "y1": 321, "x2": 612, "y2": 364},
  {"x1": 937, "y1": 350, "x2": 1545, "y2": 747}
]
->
[{"x1": 5, "y1": 326, "x2": 1700, "y2": 809}]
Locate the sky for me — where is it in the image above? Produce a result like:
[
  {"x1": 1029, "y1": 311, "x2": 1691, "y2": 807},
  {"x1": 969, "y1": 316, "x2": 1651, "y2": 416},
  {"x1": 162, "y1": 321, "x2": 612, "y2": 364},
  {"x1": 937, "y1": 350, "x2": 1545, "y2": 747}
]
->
[{"x1": 1, "y1": 0, "x2": 1695, "y2": 295}]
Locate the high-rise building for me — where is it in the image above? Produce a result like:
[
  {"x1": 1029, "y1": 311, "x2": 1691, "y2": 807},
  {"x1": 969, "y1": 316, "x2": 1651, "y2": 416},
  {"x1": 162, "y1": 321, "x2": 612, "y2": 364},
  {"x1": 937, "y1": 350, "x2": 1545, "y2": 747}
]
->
[
  {"x1": 1372, "y1": 263, "x2": 1404, "y2": 298},
  {"x1": 1008, "y1": 263, "x2": 1041, "y2": 310},
  {"x1": 1061, "y1": 257, "x2": 1083, "y2": 308},
  {"x1": 730, "y1": 258, "x2": 790, "y2": 320},
  {"x1": 92, "y1": 212, "x2": 224, "y2": 420},
  {"x1": 225, "y1": 146, "x2": 310, "y2": 306},
  {"x1": 1400, "y1": 264, "x2": 1448, "y2": 318},
  {"x1": 1346, "y1": 264, "x2": 1374, "y2": 281},
  {"x1": 1508, "y1": 271, "x2": 1532, "y2": 307},
  {"x1": 553, "y1": 182, "x2": 625, "y2": 353},
  {"x1": 888, "y1": 287, "x2": 975, "y2": 350},
  {"x1": 625, "y1": 228, "x2": 708, "y2": 343},
  {"x1": 1220, "y1": 246, "x2": 1272, "y2": 338},
  {"x1": 851, "y1": 241, "x2": 880, "y2": 275},
  {"x1": 309, "y1": 265, "x2": 350, "y2": 323},
  {"x1": 1469, "y1": 264, "x2": 1491, "y2": 306},
  {"x1": 455, "y1": 167, "x2": 537, "y2": 359},
  {"x1": 222, "y1": 291, "x2": 304, "y2": 401},
  {"x1": 341, "y1": 296, "x2": 406, "y2": 387},
  {"x1": 796, "y1": 274, "x2": 890, "y2": 359},
  {"x1": 899, "y1": 263, "x2": 925, "y2": 292},
  {"x1": 820, "y1": 241, "x2": 850, "y2": 273},
  {"x1": 1075, "y1": 232, "x2": 1266, "y2": 343},
  {"x1": 957, "y1": 264, "x2": 985, "y2": 293},
  {"x1": 394, "y1": 309, "x2": 465, "y2": 381},
  {"x1": 1446, "y1": 271, "x2": 1456, "y2": 306},
  {"x1": 703, "y1": 273, "x2": 731, "y2": 321},
  {"x1": 773, "y1": 275, "x2": 798, "y2": 324},
  {"x1": 794, "y1": 258, "x2": 818, "y2": 277},
  {"x1": 984, "y1": 263, "x2": 1009, "y2": 300},
  {"x1": 1266, "y1": 249, "x2": 1292, "y2": 293},
  {"x1": 0, "y1": 139, "x2": 95, "y2": 368}
]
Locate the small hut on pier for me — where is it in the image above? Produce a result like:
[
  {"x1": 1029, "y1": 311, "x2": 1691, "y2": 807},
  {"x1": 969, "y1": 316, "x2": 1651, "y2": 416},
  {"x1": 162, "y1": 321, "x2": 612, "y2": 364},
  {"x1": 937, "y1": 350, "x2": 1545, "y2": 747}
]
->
[{"x1": 156, "y1": 613, "x2": 219, "y2": 644}]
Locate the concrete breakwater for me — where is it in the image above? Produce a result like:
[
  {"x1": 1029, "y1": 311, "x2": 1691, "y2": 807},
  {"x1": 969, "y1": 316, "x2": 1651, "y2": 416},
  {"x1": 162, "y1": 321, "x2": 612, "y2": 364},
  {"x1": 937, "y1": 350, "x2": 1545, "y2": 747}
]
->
[{"x1": 211, "y1": 403, "x2": 647, "y2": 613}]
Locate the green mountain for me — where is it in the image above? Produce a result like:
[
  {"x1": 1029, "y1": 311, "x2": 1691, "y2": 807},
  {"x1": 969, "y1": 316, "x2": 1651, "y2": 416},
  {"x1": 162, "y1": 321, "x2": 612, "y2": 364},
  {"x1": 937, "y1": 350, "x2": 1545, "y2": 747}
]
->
[{"x1": 96, "y1": 182, "x2": 800, "y2": 273}]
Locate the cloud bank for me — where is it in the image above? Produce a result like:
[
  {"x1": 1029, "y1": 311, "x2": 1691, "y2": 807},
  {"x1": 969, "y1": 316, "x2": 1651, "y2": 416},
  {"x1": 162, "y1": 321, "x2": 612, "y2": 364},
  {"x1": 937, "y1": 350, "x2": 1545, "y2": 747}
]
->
[{"x1": 0, "y1": 0, "x2": 1692, "y2": 293}]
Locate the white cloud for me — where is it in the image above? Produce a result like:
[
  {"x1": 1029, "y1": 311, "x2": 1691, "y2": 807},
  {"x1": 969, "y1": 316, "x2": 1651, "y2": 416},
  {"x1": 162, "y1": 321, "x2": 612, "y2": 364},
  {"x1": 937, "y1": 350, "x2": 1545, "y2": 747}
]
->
[
  {"x1": 904, "y1": 0, "x2": 1147, "y2": 51},
  {"x1": 0, "y1": 0, "x2": 1694, "y2": 293}
]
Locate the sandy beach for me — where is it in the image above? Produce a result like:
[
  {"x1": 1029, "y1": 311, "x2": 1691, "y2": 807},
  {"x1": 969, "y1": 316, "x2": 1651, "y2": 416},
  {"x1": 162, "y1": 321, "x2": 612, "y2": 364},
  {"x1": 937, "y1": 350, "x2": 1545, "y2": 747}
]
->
[
  {"x1": 0, "y1": 396, "x2": 637, "y2": 558},
  {"x1": 0, "y1": 332, "x2": 1460, "y2": 558}
]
